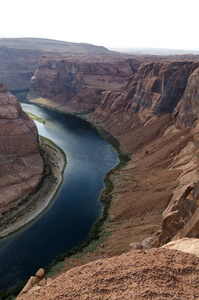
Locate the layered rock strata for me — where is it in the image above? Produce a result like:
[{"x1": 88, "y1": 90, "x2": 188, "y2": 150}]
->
[
  {"x1": 176, "y1": 66, "x2": 199, "y2": 126},
  {"x1": 30, "y1": 54, "x2": 139, "y2": 112},
  {"x1": 92, "y1": 61, "x2": 199, "y2": 126},
  {"x1": 30, "y1": 59, "x2": 199, "y2": 139},
  {"x1": 0, "y1": 83, "x2": 43, "y2": 214}
]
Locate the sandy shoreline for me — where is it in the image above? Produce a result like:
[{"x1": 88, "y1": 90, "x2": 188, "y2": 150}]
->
[{"x1": 0, "y1": 137, "x2": 66, "y2": 238}]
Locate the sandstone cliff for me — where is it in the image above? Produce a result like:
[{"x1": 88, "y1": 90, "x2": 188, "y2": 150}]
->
[
  {"x1": 30, "y1": 54, "x2": 139, "y2": 112},
  {"x1": 176, "y1": 66, "x2": 199, "y2": 126},
  {"x1": 0, "y1": 83, "x2": 43, "y2": 214},
  {"x1": 30, "y1": 58, "x2": 199, "y2": 132},
  {"x1": 92, "y1": 61, "x2": 199, "y2": 126},
  {"x1": 101, "y1": 61, "x2": 199, "y2": 246}
]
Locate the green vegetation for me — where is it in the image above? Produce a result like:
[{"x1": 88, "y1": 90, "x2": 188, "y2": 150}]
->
[
  {"x1": 25, "y1": 111, "x2": 45, "y2": 124},
  {"x1": 45, "y1": 261, "x2": 66, "y2": 279},
  {"x1": 84, "y1": 217, "x2": 112, "y2": 252},
  {"x1": 92, "y1": 124, "x2": 131, "y2": 170}
]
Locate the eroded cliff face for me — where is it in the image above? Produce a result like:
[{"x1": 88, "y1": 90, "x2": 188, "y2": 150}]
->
[
  {"x1": 30, "y1": 59, "x2": 199, "y2": 154},
  {"x1": 29, "y1": 55, "x2": 199, "y2": 126},
  {"x1": 93, "y1": 61, "x2": 199, "y2": 125},
  {"x1": 0, "y1": 83, "x2": 43, "y2": 214},
  {"x1": 175, "y1": 66, "x2": 199, "y2": 126},
  {"x1": 30, "y1": 54, "x2": 139, "y2": 112}
]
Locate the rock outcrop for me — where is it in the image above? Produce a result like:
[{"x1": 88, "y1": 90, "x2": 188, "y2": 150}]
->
[
  {"x1": 17, "y1": 268, "x2": 52, "y2": 298},
  {"x1": 155, "y1": 182, "x2": 199, "y2": 246},
  {"x1": 0, "y1": 83, "x2": 43, "y2": 214},
  {"x1": 92, "y1": 61, "x2": 199, "y2": 248},
  {"x1": 153, "y1": 126, "x2": 199, "y2": 246},
  {"x1": 163, "y1": 237, "x2": 199, "y2": 257}
]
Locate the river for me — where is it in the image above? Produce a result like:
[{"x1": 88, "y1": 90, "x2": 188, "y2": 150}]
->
[{"x1": 0, "y1": 103, "x2": 119, "y2": 290}]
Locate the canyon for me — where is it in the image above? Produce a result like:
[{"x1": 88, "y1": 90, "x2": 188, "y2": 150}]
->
[
  {"x1": 1, "y1": 38, "x2": 199, "y2": 298},
  {"x1": 28, "y1": 53, "x2": 199, "y2": 248}
]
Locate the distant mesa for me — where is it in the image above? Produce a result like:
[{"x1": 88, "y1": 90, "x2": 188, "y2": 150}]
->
[{"x1": 0, "y1": 37, "x2": 116, "y2": 91}]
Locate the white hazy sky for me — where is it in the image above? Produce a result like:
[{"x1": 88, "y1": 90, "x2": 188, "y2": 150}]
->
[{"x1": 1, "y1": 0, "x2": 198, "y2": 50}]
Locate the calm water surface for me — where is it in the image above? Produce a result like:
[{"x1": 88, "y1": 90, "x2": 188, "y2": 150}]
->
[{"x1": 0, "y1": 104, "x2": 119, "y2": 289}]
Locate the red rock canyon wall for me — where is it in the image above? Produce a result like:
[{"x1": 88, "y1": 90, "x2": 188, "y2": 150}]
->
[{"x1": 0, "y1": 83, "x2": 43, "y2": 213}]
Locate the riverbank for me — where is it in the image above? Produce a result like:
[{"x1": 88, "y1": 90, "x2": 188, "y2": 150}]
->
[{"x1": 0, "y1": 137, "x2": 66, "y2": 238}]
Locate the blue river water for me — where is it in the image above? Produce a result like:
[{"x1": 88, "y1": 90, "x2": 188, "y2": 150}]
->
[{"x1": 0, "y1": 103, "x2": 119, "y2": 289}]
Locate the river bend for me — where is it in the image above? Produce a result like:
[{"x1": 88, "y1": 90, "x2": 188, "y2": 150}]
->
[{"x1": 0, "y1": 104, "x2": 119, "y2": 289}]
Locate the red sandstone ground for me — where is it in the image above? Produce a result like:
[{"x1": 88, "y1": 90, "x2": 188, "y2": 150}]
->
[{"x1": 17, "y1": 248, "x2": 199, "y2": 300}]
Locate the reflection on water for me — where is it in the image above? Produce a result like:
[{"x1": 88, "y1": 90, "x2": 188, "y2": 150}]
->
[{"x1": 0, "y1": 103, "x2": 119, "y2": 289}]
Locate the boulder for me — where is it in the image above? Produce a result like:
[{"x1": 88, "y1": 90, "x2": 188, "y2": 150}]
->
[
  {"x1": 36, "y1": 268, "x2": 45, "y2": 280},
  {"x1": 163, "y1": 237, "x2": 199, "y2": 257}
]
